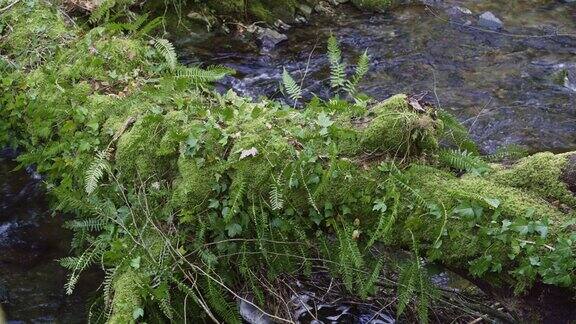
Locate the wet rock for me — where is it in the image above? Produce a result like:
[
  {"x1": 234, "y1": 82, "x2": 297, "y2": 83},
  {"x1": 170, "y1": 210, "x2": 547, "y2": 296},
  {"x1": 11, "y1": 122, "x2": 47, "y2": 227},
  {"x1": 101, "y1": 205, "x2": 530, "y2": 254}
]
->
[
  {"x1": 479, "y1": 11, "x2": 503, "y2": 30},
  {"x1": 447, "y1": 6, "x2": 472, "y2": 16},
  {"x1": 564, "y1": 69, "x2": 576, "y2": 92},
  {"x1": 254, "y1": 27, "x2": 288, "y2": 51},
  {"x1": 297, "y1": 4, "x2": 313, "y2": 17},
  {"x1": 328, "y1": 0, "x2": 349, "y2": 5},
  {"x1": 274, "y1": 19, "x2": 292, "y2": 31},
  {"x1": 239, "y1": 300, "x2": 272, "y2": 324},
  {"x1": 295, "y1": 15, "x2": 308, "y2": 25},
  {"x1": 315, "y1": 1, "x2": 335, "y2": 14}
]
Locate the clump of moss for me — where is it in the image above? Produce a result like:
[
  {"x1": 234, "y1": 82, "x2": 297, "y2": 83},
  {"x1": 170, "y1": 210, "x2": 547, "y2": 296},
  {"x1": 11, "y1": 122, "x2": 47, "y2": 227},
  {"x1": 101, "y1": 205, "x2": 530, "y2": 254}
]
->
[
  {"x1": 489, "y1": 152, "x2": 576, "y2": 207},
  {"x1": 0, "y1": 0, "x2": 74, "y2": 68},
  {"x1": 109, "y1": 270, "x2": 143, "y2": 324},
  {"x1": 172, "y1": 156, "x2": 218, "y2": 213},
  {"x1": 340, "y1": 94, "x2": 442, "y2": 156}
]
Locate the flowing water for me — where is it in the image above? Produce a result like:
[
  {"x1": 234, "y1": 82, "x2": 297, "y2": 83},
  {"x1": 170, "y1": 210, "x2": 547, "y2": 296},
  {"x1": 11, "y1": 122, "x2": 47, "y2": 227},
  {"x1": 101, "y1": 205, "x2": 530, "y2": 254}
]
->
[
  {"x1": 0, "y1": 150, "x2": 99, "y2": 323},
  {"x1": 2, "y1": 0, "x2": 576, "y2": 322},
  {"x1": 177, "y1": 0, "x2": 576, "y2": 154}
]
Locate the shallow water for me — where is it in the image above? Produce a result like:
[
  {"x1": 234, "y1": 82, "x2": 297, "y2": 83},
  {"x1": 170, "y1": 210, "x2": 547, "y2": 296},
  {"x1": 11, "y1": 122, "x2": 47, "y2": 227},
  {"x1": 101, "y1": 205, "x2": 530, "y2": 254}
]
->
[
  {"x1": 177, "y1": 0, "x2": 576, "y2": 153},
  {"x1": 0, "y1": 151, "x2": 98, "y2": 323}
]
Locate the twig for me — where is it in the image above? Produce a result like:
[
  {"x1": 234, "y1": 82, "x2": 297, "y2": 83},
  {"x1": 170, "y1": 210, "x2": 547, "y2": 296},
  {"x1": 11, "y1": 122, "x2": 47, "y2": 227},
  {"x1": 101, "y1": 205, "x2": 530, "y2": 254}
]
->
[{"x1": 0, "y1": 0, "x2": 21, "y2": 13}]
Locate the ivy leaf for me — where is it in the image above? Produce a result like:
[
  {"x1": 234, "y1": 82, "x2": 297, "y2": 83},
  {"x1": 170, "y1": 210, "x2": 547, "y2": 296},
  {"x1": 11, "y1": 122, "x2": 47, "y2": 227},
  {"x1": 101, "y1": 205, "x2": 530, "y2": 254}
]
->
[
  {"x1": 133, "y1": 307, "x2": 144, "y2": 320},
  {"x1": 208, "y1": 199, "x2": 220, "y2": 209},
  {"x1": 501, "y1": 219, "x2": 512, "y2": 233},
  {"x1": 372, "y1": 199, "x2": 388, "y2": 213},
  {"x1": 310, "y1": 212, "x2": 324, "y2": 225},
  {"x1": 535, "y1": 223, "x2": 548, "y2": 238},
  {"x1": 454, "y1": 204, "x2": 475, "y2": 218},
  {"x1": 130, "y1": 256, "x2": 141, "y2": 269},
  {"x1": 316, "y1": 112, "x2": 333, "y2": 136},
  {"x1": 484, "y1": 198, "x2": 501, "y2": 209},
  {"x1": 225, "y1": 223, "x2": 242, "y2": 237},
  {"x1": 316, "y1": 112, "x2": 334, "y2": 128}
]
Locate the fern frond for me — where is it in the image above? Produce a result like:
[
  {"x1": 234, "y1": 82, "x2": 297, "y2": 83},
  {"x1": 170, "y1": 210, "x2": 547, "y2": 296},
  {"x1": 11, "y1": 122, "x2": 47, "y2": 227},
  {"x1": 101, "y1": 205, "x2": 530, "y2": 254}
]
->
[
  {"x1": 269, "y1": 185, "x2": 284, "y2": 210},
  {"x1": 347, "y1": 49, "x2": 370, "y2": 94},
  {"x1": 327, "y1": 35, "x2": 346, "y2": 90},
  {"x1": 282, "y1": 68, "x2": 302, "y2": 102},
  {"x1": 65, "y1": 217, "x2": 108, "y2": 232},
  {"x1": 227, "y1": 176, "x2": 245, "y2": 222},
  {"x1": 175, "y1": 65, "x2": 232, "y2": 83},
  {"x1": 438, "y1": 149, "x2": 491, "y2": 175},
  {"x1": 154, "y1": 38, "x2": 178, "y2": 71},
  {"x1": 360, "y1": 260, "x2": 383, "y2": 298},
  {"x1": 89, "y1": 0, "x2": 117, "y2": 23},
  {"x1": 204, "y1": 279, "x2": 242, "y2": 324},
  {"x1": 85, "y1": 150, "x2": 110, "y2": 195}
]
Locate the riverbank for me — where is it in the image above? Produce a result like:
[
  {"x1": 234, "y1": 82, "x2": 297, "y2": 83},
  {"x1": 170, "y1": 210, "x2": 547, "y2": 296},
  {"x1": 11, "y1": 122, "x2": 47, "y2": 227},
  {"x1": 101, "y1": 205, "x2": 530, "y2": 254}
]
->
[{"x1": 1, "y1": 0, "x2": 576, "y2": 323}]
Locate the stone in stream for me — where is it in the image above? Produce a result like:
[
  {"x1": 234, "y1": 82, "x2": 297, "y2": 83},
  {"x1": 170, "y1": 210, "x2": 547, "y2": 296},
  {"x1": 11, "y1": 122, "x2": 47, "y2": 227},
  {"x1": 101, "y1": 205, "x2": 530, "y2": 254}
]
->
[
  {"x1": 253, "y1": 27, "x2": 288, "y2": 52},
  {"x1": 479, "y1": 11, "x2": 503, "y2": 30},
  {"x1": 239, "y1": 299, "x2": 273, "y2": 324}
]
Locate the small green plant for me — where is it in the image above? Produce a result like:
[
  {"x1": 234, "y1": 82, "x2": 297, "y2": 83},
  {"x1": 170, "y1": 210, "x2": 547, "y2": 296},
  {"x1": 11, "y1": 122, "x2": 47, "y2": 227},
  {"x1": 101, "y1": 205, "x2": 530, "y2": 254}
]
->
[{"x1": 282, "y1": 35, "x2": 371, "y2": 103}]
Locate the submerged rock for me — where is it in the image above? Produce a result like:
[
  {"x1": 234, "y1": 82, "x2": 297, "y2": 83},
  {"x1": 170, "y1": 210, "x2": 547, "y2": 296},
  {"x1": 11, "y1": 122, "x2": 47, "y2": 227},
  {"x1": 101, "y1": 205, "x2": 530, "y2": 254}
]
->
[
  {"x1": 479, "y1": 11, "x2": 503, "y2": 30},
  {"x1": 254, "y1": 27, "x2": 288, "y2": 51},
  {"x1": 239, "y1": 300, "x2": 273, "y2": 324}
]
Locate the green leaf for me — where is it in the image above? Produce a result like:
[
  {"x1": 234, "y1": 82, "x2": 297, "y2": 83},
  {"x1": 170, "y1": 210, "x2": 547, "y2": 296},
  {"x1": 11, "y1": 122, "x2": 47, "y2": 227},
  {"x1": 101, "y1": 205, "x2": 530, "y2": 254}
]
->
[
  {"x1": 316, "y1": 112, "x2": 334, "y2": 128},
  {"x1": 372, "y1": 199, "x2": 388, "y2": 213},
  {"x1": 133, "y1": 307, "x2": 144, "y2": 320},
  {"x1": 226, "y1": 223, "x2": 242, "y2": 237},
  {"x1": 130, "y1": 256, "x2": 141, "y2": 269},
  {"x1": 484, "y1": 198, "x2": 501, "y2": 209}
]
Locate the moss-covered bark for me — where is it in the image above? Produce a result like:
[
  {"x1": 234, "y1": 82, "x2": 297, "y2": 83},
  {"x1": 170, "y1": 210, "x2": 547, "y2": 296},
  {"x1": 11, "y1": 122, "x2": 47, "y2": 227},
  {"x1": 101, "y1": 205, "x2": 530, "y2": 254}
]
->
[{"x1": 2, "y1": 1, "x2": 576, "y2": 322}]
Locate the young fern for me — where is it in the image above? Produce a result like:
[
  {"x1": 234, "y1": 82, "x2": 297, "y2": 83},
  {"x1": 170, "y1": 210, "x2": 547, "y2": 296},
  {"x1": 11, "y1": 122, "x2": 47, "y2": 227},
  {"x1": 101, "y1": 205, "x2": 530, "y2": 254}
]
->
[
  {"x1": 282, "y1": 68, "x2": 302, "y2": 102},
  {"x1": 176, "y1": 65, "x2": 233, "y2": 84},
  {"x1": 154, "y1": 38, "x2": 178, "y2": 71},
  {"x1": 85, "y1": 150, "x2": 110, "y2": 195},
  {"x1": 346, "y1": 49, "x2": 370, "y2": 95},
  {"x1": 327, "y1": 34, "x2": 347, "y2": 90},
  {"x1": 438, "y1": 149, "x2": 491, "y2": 175},
  {"x1": 396, "y1": 231, "x2": 437, "y2": 323}
]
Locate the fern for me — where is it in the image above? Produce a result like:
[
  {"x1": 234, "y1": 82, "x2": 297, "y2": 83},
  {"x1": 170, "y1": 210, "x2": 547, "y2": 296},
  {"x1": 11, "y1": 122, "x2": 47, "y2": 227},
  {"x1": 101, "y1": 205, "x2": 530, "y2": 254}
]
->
[
  {"x1": 333, "y1": 220, "x2": 364, "y2": 292},
  {"x1": 437, "y1": 110, "x2": 478, "y2": 153},
  {"x1": 360, "y1": 260, "x2": 383, "y2": 299},
  {"x1": 61, "y1": 242, "x2": 105, "y2": 295},
  {"x1": 85, "y1": 150, "x2": 110, "y2": 195},
  {"x1": 438, "y1": 149, "x2": 491, "y2": 175},
  {"x1": 154, "y1": 38, "x2": 178, "y2": 71},
  {"x1": 65, "y1": 217, "x2": 108, "y2": 232},
  {"x1": 227, "y1": 175, "x2": 246, "y2": 223},
  {"x1": 175, "y1": 65, "x2": 232, "y2": 83},
  {"x1": 346, "y1": 49, "x2": 370, "y2": 95},
  {"x1": 269, "y1": 184, "x2": 284, "y2": 210},
  {"x1": 367, "y1": 181, "x2": 400, "y2": 247},
  {"x1": 204, "y1": 279, "x2": 242, "y2": 324},
  {"x1": 396, "y1": 232, "x2": 437, "y2": 323},
  {"x1": 327, "y1": 34, "x2": 346, "y2": 90},
  {"x1": 282, "y1": 68, "x2": 302, "y2": 102}
]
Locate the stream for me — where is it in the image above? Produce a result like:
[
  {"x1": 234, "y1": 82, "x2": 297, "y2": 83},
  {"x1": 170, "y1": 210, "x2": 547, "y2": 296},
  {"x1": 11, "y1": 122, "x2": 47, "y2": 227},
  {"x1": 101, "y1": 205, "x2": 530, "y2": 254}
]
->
[
  {"x1": 178, "y1": 0, "x2": 576, "y2": 154},
  {"x1": 1, "y1": 0, "x2": 576, "y2": 322}
]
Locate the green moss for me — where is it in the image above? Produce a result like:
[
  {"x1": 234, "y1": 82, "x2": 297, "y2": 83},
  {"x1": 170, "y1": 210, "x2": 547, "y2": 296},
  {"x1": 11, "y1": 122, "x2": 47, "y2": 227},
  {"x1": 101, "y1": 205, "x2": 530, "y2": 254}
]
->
[
  {"x1": 172, "y1": 156, "x2": 218, "y2": 212},
  {"x1": 0, "y1": 0, "x2": 73, "y2": 68},
  {"x1": 489, "y1": 152, "x2": 576, "y2": 207},
  {"x1": 341, "y1": 94, "x2": 442, "y2": 156},
  {"x1": 109, "y1": 270, "x2": 143, "y2": 324},
  {"x1": 115, "y1": 116, "x2": 177, "y2": 180}
]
